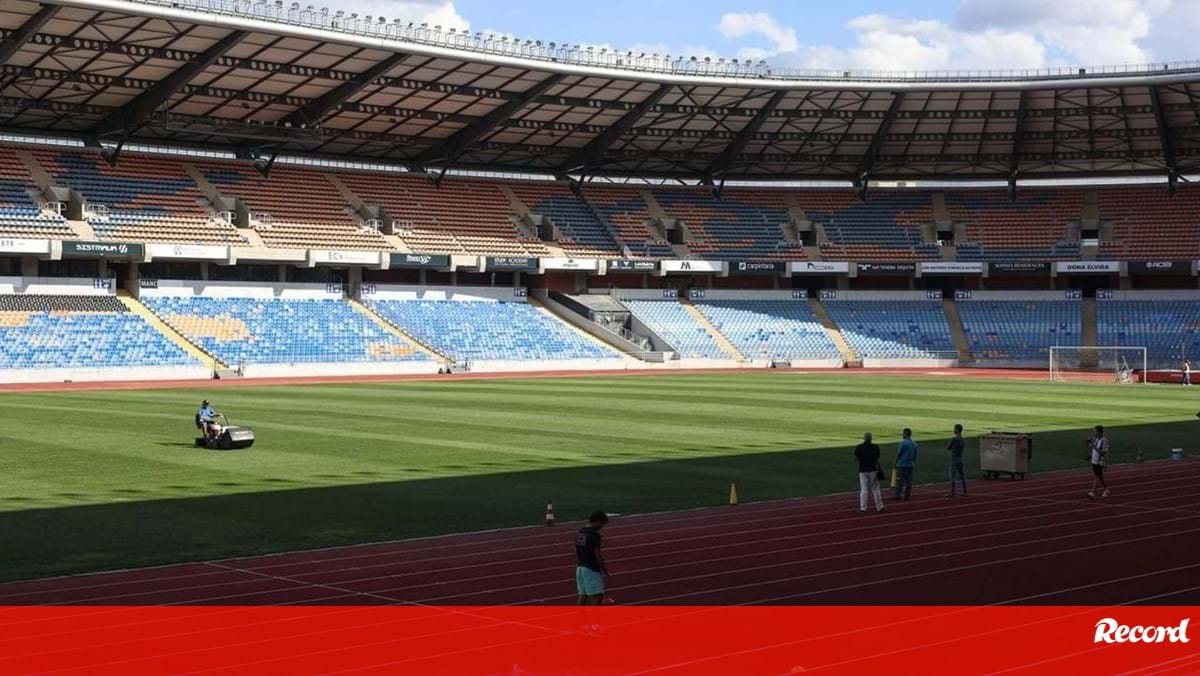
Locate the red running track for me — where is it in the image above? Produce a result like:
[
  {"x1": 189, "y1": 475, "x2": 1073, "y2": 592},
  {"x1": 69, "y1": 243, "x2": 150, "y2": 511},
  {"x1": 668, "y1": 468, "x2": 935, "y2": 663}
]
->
[{"x1": 0, "y1": 460, "x2": 1197, "y2": 608}]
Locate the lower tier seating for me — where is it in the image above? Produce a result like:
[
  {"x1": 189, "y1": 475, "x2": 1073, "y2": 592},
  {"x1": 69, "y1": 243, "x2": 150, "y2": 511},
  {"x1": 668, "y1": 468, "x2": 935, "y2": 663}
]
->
[
  {"x1": 0, "y1": 295, "x2": 196, "y2": 369},
  {"x1": 824, "y1": 301, "x2": 956, "y2": 359},
  {"x1": 958, "y1": 301, "x2": 1081, "y2": 363},
  {"x1": 1096, "y1": 300, "x2": 1200, "y2": 370},
  {"x1": 693, "y1": 300, "x2": 839, "y2": 360},
  {"x1": 143, "y1": 297, "x2": 425, "y2": 365},
  {"x1": 367, "y1": 299, "x2": 619, "y2": 362},
  {"x1": 620, "y1": 299, "x2": 726, "y2": 359}
]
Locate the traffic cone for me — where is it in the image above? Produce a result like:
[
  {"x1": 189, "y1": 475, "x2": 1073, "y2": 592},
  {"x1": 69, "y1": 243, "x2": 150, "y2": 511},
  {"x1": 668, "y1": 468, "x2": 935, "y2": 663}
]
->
[
  {"x1": 729, "y1": 483, "x2": 739, "y2": 507},
  {"x1": 544, "y1": 500, "x2": 555, "y2": 526}
]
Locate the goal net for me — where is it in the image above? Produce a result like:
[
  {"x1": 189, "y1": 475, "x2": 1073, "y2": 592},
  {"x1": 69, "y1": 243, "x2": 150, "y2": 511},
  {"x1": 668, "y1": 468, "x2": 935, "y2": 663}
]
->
[{"x1": 1049, "y1": 346, "x2": 1148, "y2": 384}]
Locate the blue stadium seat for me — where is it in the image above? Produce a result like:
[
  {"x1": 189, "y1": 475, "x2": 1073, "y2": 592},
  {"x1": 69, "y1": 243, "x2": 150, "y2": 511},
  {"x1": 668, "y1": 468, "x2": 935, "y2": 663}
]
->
[
  {"x1": 824, "y1": 300, "x2": 955, "y2": 359},
  {"x1": 620, "y1": 299, "x2": 726, "y2": 359},
  {"x1": 367, "y1": 300, "x2": 619, "y2": 362},
  {"x1": 143, "y1": 297, "x2": 427, "y2": 365},
  {"x1": 958, "y1": 300, "x2": 1081, "y2": 362},
  {"x1": 1097, "y1": 300, "x2": 1200, "y2": 369},
  {"x1": 693, "y1": 300, "x2": 839, "y2": 360}
]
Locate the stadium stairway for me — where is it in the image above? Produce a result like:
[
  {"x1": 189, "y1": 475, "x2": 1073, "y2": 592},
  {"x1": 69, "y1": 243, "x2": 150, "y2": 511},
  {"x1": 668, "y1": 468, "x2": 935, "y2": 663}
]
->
[
  {"x1": 808, "y1": 297, "x2": 862, "y2": 367},
  {"x1": 680, "y1": 298, "x2": 746, "y2": 361},
  {"x1": 1082, "y1": 295, "x2": 1099, "y2": 368},
  {"x1": 347, "y1": 299, "x2": 450, "y2": 363},
  {"x1": 942, "y1": 297, "x2": 974, "y2": 363},
  {"x1": 527, "y1": 297, "x2": 637, "y2": 359},
  {"x1": 116, "y1": 292, "x2": 223, "y2": 370}
]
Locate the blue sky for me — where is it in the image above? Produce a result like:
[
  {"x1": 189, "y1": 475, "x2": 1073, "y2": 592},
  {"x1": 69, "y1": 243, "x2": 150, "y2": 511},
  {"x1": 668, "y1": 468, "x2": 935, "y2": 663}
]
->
[{"x1": 328, "y1": 1, "x2": 1200, "y2": 71}]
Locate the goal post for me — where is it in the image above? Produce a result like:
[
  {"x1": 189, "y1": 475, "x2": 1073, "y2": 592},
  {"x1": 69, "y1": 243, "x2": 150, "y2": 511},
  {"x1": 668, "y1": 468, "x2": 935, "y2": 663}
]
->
[{"x1": 1049, "y1": 346, "x2": 1148, "y2": 384}]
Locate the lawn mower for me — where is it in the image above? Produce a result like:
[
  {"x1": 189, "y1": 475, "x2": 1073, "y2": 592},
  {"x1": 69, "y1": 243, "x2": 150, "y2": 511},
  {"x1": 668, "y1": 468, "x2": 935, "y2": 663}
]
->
[{"x1": 194, "y1": 412, "x2": 256, "y2": 450}]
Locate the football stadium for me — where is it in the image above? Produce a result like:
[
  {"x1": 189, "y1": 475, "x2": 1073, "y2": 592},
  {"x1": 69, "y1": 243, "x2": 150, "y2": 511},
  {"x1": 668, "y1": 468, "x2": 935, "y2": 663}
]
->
[{"x1": 1, "y1": 0, "x2": 1199, "y2": 671}]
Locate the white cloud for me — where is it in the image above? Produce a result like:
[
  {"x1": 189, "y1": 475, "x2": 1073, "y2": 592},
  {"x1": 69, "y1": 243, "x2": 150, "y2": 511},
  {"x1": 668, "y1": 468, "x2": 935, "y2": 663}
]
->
[
  {"x1": 718, "y1": 12, "x2": 799, "y2": 56},
  {"x1": 316, "y1": 0, "x2": 469, "y2": 30}
]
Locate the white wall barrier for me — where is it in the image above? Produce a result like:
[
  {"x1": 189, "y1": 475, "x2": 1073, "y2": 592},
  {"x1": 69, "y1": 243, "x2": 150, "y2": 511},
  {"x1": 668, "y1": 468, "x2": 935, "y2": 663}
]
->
[
  {"x1": 0, "y1": 365, "x2": 211, "y2": 384},
  {"x1": 0, "y1": 276, "x2": 115, "y2": 296},
  {"x1": 365, "y1": 285, "x2": 526, "y2": 303},
  {"x1": 240, "y1": 361, "x2": 441, "y2": 379},
  {"x1": 139, "y1": 280, "x2": 342, "y2": 300}
]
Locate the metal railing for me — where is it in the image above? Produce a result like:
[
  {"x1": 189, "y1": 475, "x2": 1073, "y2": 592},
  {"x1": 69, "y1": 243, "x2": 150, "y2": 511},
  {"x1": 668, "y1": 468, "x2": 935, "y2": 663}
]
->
[{"x1": 120, "y1": 0, "x2": 1200, "y2": 84}]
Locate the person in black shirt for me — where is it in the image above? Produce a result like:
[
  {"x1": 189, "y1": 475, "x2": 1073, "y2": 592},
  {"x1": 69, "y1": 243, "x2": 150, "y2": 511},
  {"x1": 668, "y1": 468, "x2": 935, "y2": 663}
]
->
[
  {"x1": 947, "y1": 423, "x2": 967, "y2": 497},
  {"x1": 575, "y1": 510, "x2": 609, "y2": 605},
  {"x1": 854, "y1": 432, "x2": 886, "y2": 513}
]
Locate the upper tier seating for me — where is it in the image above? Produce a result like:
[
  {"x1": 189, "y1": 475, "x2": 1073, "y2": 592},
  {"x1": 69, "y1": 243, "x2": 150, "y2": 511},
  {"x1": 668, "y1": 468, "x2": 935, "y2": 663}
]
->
[
  {"x1": 824, "y1": 300, "x2": 956, "y2": 359},
  {"x1": 582, "y1": 187, "x2": 675, "y2": 258},
  {"x1": 948, "y1": 189, "x2": 1082, "y2": 261},
  {"x1": 366, "y1": 299, "x2": 618, "y2": 362},
  {"x1": 1096, "y1": 300, "x2": 1200, "y2": 369},
  {"x1": 693, "y1": 300, "x2": 839, "y2": 360},
  {"x1": 198, "y1": 162, "x2": 387, "y2": 250},
  {"x1": 620, "y1": 298, "x2": 726, "y2": 359},
  {"x1": 0, "y1": 294, "x2": 196, "y2": 369},
  {"x1": 0, "y1": 147, "x2": 72, "y2": 238},
  {"x1": 1099, "y1": 186, "x2": 1200, "y2": 260},
  {"x1": 338, "y1": 172, "x2": 546, "y2": 256},
  {"x1": 34, "y1": 150, "x2": 243, "y2": 244},
  {"x1": 651, "y1": 189, "x2": 805, "y2": 260},
  {"x1": 803, "y1": 191, "x2": 940, "y2": 261},
  {"x1": 507, "y1": 183, "x2": 620, "y2": 256},
  {"x1": 958, "y1": 300, "x2": 1081, "y2": 363},
  {"x1": 143, "y1": 297, "x2": 424, "y2": 365}
]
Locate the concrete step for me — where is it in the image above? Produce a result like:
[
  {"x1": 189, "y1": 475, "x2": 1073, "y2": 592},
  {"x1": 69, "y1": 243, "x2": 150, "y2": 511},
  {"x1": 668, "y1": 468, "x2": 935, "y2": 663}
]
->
[
  {"x1": 347, "y1": 299, "x2": 450, "y2": 363},
  {"x1": 942, "y1": 297, "x2": 974, "y2": 363},
  {"x1": 680, "y1": 298, "x2": 745, "y2": 361},
  {"x1": 117, "y1": 292, "x2": 223, "y2": 370},
  {"x1": 809, "y1": 297, "x2": 861, "y2": 367}
]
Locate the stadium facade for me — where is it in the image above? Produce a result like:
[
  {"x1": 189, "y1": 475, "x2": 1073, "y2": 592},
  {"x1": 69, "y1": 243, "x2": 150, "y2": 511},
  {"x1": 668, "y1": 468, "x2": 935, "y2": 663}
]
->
[{"x1": 3, "y1": 0, "x2": 1200, "y2": 383}]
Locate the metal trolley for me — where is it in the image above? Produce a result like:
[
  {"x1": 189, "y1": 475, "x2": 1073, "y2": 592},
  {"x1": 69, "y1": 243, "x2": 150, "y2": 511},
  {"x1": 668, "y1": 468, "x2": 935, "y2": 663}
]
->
[{"x1": 980, "y1": 432, "x2": 1033, "y2": 480}]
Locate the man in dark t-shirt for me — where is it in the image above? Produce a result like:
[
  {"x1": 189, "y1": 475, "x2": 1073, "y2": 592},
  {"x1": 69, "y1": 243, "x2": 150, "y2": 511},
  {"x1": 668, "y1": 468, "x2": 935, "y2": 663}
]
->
[
  {"x1": 947, "y1": 424, "x2": 967, "y2": 497},
  {"x1": 575, "y1": 510, "x2": 609, "y2": 605},
  {"x1": 854, "y1": 432, "x2": 885, "y2": 513}
]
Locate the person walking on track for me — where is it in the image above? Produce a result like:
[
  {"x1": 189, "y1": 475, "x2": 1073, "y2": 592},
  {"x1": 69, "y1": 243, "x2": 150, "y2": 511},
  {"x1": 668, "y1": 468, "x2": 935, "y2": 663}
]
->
[
  {"x1": 855, "y1": 432, "x2": 886, "y2": 513},
  {"x1": 1184, "y1": 359, "x2": 1192, "y2": 386},
  {"x1": 1087, "y1": 425, "x2": 1111, "y2": 499},
  {"x1": 575, "y1": 510, "x2": 610, "y2": 606},
  {"x1": 947, "y1": 424, "x2": 968, "y2": 497},
  {"x1": 894, "y1": 428, "x2": 918, "y2": 501}
]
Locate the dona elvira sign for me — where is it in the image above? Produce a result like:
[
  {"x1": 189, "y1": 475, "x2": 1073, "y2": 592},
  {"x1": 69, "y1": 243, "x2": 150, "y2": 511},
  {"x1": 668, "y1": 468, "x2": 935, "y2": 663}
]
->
[
  {"x1": 920, "y1": 262, "x2": 984, "y2": 275},
  {"x1": 61, "y1": 241, "x2": 144, "y2": 259},
  {"x1": 789, "y1": 261, "x2": 850, "y2": 275},
  {"x1": 607, "y1": 259, "x2": 658, "y2": 273},
  {"x1": 1056, "y1": 261, "x2": 1120, "y2": 274},
  {"x1": 1129, "y1": 261, "x2": 1191, "y2": 275},
  {"x1": 661, "y1": 260, "x2": 723, "y2": 274},
  {"x1": 389, "y1": 253, "x2": 450, "y2": 269},
  {"x1": 729, "y1": 261, "x2": 785, "y2": 275},
  {"x1": 486, "y1": 256, "x2": 539, "y2": 272}
]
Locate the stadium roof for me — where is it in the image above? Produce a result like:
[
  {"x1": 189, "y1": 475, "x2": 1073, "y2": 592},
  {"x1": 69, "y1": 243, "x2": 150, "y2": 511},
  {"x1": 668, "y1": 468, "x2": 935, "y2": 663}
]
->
[{"x1": 5, "y1": 0, "x2": 1200, "y2": 185}]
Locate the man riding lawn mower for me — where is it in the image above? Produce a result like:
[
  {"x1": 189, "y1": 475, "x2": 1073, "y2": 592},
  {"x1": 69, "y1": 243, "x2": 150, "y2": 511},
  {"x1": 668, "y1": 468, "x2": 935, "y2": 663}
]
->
[{"x1": 194, "y1": 400, "x2": 256, "y2": 450}]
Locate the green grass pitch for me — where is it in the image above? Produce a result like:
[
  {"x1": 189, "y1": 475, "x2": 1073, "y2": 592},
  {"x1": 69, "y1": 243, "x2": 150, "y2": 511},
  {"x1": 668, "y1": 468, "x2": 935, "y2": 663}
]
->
[{"x1": 0, "y1": 372, "x2": 1195, "y2": 582}]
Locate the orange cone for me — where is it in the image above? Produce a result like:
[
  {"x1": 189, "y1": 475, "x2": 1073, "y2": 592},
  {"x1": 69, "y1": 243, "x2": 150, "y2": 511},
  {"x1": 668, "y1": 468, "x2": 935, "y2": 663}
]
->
[{"x1": 544, "y1": 500, "x2": 555, "y2": 526}]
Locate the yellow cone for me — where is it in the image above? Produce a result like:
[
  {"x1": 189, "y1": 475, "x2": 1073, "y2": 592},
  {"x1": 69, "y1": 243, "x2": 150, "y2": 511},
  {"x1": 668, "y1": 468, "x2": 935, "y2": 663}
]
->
[{"x1": 729, "y1": 482, "x2": 739, "y2": 506}]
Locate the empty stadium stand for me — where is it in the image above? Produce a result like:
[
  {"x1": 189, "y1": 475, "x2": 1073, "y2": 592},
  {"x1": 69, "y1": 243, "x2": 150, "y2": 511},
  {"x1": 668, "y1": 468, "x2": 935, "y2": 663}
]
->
[
  {"x1": 800, "y1": 190, "x2": 939, "y2": 262},
  {"x1": 693, "y1": 300, "x2": 840, "y2": 361},
  {"x1": 948, "y1": 189, "x2": 1082, "y2": 261},
  {"x1": 619, "y1": 298, "x2": 727, "y2": 359},
  {"x1": 507, "y1": 182, "x2": 620, "y2": 256},
  {"x1": 1096, "y1": 298, "x2": 1200, "y2": 369},
  {"x1": 142, "y1": 297, "x2": 425, "y2": 365},
  {"x1": 958, "y1": 299, "x2": 1082, "y2": 364},
  {"x1": 33, "y1": 149, "x2": 243, "y2": 244},
  {"x1": 582, "y1": 187, "x2": 675, "y2": 258},
  {"x1": 365, "y1": 299, "x2": 618, "y2": 362},
  {"x1": 198, "y1": 162, "x2": 387, "y2": 250},
  {"x1": 0, "y1": 295, "x2": 196, "y2": 369},
  {"x1": 1098, "y1": 186, "x2": 1200, "y2": 260},
  {"x1": 651, "y1": 189, "x2": 805, "y2": 260},
  {"x1": 823, "y1": 299, "x2": 957, "y2": 360},
  {"x1": 0, "y1": 147, "x2": 72, "y2": 237},
  {"x1": 338, "y1": 172, "x2": 546, "y2": 255}
]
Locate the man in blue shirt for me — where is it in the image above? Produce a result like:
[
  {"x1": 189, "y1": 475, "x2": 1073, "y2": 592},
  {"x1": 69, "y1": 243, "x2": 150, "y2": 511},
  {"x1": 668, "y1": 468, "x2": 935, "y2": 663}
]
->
[
  {"x1": 894, "y1": 428, "x2": 918, "y2": 501},
  {"x1": 197, "y1": 400, "x2": 218, "y2": 439}
]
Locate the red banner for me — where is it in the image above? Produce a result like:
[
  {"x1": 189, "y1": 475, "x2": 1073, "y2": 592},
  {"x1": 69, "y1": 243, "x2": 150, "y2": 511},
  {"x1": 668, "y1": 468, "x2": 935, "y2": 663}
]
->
[{"x1": 0, "y1": 606, "x2": 1196, "y2": 675}]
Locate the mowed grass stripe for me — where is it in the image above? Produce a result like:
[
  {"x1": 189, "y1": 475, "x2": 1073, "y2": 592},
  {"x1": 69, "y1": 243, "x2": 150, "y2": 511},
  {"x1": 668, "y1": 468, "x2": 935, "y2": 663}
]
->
[{"x1": 0, "y1": 372, "x2": 1195, "y2": 580}]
